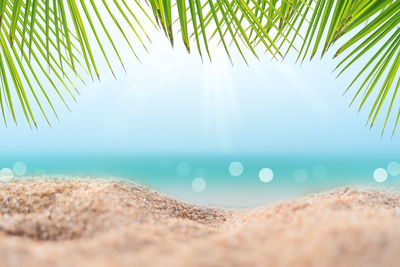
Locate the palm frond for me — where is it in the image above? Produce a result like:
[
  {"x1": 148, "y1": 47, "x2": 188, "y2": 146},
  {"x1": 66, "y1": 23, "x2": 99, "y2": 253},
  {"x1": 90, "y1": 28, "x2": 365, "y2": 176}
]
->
[
  {"x1": 283, "y1": 0, "x2": 400, "y2": 136},
  {"x1": 333, "y1": 0, "x2": 400, "y2": 136},
  {"x1": 0, "y1": 0, "x2": 154, "y2": 126},
  {"x1": 2, "y1": 0, "x2": 400, "y2": 137},
  {"x1": 0, "y1": 0, "x2": 301, "y2": 126}
]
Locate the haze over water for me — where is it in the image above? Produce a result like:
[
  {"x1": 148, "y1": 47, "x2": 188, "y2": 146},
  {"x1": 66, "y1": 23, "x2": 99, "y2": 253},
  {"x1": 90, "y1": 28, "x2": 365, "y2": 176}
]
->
[{"x1": 1, "y1": 35, "x2": 399, "y2": 207}]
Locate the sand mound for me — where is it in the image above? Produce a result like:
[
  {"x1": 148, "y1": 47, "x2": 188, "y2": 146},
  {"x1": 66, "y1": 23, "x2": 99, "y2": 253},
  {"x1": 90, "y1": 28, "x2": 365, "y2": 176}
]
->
[
  {"x1": 0, "y1": 180, "x2": 228, "y2": 240},
  {"x1": 0, "y1": 180, "x2": 400, "y2": 267}
]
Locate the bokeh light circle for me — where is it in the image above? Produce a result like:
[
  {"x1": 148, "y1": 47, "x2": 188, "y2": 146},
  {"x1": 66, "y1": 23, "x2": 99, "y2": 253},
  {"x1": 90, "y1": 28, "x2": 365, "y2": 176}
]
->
[
  {"x1": 259, "y1": 168, "x2": 274, "y2": 183},
  {"x1": 312, "y1": 165, "x2": 327, "y2": 179},
  {"x1": 387, "y1": 161, "x2": 400, "y2": 176},
  {"x1": 192, "y1": 177, "x2": 207, "y2": 192},
  {"x1": 0, "y1": 168, "x2": 13, "y2": 182},
  {"x1": 229, "y1": 162, "x2": 244, "y2": 177},
  {"x1": 294, "y1": 169, "x2": 308, "y2": 183},
  {"x1": 13, "y1": 162, "x2": 27, "y2": 176},
  {"x1": 176, "y1": 162, "x2": 191, "y2": 176},
  {"x1": 373, "y1": 168, "x2": 388, "y2": 183}
]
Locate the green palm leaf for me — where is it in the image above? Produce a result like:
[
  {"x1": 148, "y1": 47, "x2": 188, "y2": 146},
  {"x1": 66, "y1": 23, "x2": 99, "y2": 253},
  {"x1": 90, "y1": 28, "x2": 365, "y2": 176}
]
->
[
  {"x1": 290, "y1": 0, "x2": 400, "y2": 135},
  {"x1": 1, "y1": 0, "x2": 400, "y2": 137},
  {"x1": 0, "y1": 0, "x2": 298, "y2": 126}
]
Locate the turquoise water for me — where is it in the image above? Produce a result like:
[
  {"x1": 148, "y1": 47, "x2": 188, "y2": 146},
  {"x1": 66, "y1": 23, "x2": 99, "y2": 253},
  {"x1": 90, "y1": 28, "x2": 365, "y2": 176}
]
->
[{"x1": 0, "y1": 154, "x2": 399, "y2": 207}]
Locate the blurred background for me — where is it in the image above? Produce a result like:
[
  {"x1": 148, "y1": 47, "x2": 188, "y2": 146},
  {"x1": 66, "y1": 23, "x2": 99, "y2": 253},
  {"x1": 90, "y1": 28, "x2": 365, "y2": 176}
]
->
[{"x1": 1, "y1": 32, "x2": 400, "y2": 207}]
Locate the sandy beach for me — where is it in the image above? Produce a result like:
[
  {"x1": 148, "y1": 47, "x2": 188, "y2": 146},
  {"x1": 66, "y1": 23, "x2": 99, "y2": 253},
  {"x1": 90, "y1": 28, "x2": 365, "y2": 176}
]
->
[{"x1": 0, "y1": 179, "x2": 399, "y2": 267}]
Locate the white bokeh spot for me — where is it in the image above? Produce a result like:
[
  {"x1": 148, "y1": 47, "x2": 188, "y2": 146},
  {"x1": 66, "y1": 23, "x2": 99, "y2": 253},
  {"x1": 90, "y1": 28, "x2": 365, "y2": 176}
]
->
[
  {"x1": 192, "y1": 177, "x2": 207, "y2": 192},
  {"x1": 13, "y1": 162, "x2": 27, "y2": 176},
  {"x1": 229, "y1": 162, "x2": 244, "y2": 177},
  {"x1": 0, "y1": 168, "x2": 14, "y2": 182},
  {"x1": 259, "y1": 168, "x2": 274, "y2": 183},
  {"x1": 373, "y1": 168, "x2": 388, "y2": 183},
  {"x1": 387, "y1": 161, "x2": 400, "y2": 176}
]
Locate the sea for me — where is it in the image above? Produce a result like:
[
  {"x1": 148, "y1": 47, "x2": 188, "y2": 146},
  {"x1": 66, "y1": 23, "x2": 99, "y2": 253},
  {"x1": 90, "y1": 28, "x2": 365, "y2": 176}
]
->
[{"x1": 0, "y1": 154, "x2": 399, "y2": 207}]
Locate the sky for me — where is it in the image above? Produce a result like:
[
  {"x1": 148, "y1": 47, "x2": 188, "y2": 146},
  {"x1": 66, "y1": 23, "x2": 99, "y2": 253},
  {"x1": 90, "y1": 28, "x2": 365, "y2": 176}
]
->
[{"x1": 1, "y1": 21, "x2": 400, "y2": 157}]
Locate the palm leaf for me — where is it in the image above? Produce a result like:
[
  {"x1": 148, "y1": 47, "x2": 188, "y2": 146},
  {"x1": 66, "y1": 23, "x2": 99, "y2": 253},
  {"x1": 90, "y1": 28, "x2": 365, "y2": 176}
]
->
[
  {"x1": 289, "y1": 0, "x2": 400, "y2": 136},
  {"x1": 0, "y1": 0, "x2": 299, "y2": 126},
  {"x1": 2, "y1": 0, "x2": 400, "y2": 137},
  {"x1": 331, "y1": 0, "x2": 400, "y2": 136},
  {"x1": 0, "y1": 0, "x2": 155, "y2": 125}
]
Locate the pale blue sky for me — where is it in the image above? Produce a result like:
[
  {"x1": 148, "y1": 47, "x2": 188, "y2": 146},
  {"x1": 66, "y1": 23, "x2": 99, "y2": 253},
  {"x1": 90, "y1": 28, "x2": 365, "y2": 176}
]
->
[{"x1": 0, "y1": 32, "x2": 399, "y2": 156}]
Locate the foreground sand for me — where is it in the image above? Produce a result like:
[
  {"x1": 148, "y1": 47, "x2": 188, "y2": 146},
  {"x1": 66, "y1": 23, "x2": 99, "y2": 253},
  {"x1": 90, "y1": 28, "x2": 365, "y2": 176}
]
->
[{"x1": 0, "y1": 180, "x2": 400, "y2": 267}]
